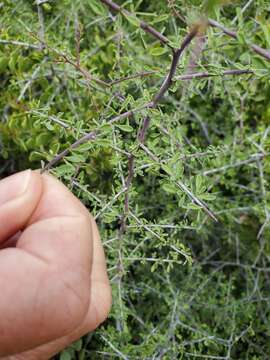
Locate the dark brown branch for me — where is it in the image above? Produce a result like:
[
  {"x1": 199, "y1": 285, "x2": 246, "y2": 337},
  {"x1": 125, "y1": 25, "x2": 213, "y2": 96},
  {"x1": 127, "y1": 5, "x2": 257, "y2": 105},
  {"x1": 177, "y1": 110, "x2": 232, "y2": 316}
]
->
[
  {"x1": 137, "y1": 27, "x2": 199, "y2": 147},
  {"x1": 137, "y1": 116, "x2": 151, "y2": 144},
  {"x1": 209, "y1": 19, "x2": 270, "y2": 62},
  {"x1": 251, "y1": 44, "x2": 270, "y2": 62},
  {"x1": 100, "y1": 0, "x2": 170, "y2": 46},
  {"x1": 153, "y1": 26, "x2": 199, "y2": 105}
]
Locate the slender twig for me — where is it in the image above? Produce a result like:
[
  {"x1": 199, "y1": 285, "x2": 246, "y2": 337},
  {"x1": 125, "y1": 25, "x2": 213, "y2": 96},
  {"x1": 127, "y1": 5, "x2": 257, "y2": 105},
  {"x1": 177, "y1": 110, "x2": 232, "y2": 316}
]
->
[
  {"x1": 0, "y1": 39, "x2": 40, "y2": 49},
  {"x1": 119, "y1": 155, "x2": 135, "y2": 234},
  {"x1": 232, "y1": 0, "x2": 254, "y2": 24},
  {"x1": 100, "y1": 335, "x2": 128, "y2": 360},
  {"x1": 167, "y1": 0, "x2": 186, "y2": 23},
  {"x1": 30, "y1": 110, "x2": 70, "y2": 129},
  {"x1": 209, "y1": 19, "x2": 270, "y2": 62},
  {"x1": 110, "y1": 71, "x2": 157, "y2": 85},
  {"x1": 201, "y1": 152, "x2": 267, "y2": 176},
  {"x1": 24, "y1": 32, "x2": 109, "y2": 89},
  {"x1": 17, "y1": 61, "x2": 46, "y2": 102},
  {"x1": 175, "y1": 68, "x2": 254, "y2": 81},
  {"x1": 176, "y1": 180, "x2": 218, "y2": 222},
  {"x1": 36, "y1": 0, "x2": 46, "y2": 49},
  {"x1": 74, "y1": 13, "x2": 81, "y2": 66},
  {"x1": 95, "y1": 187, "x2": 128, "y2": 220},
  {"x1": 187, "y1": 107, "x2": 211, "y2": 144},
  {"x1": 108, "y1": 102, "x2": 153, "y2": 125},
  {"x1": 41, "y1": 4, "x2": 217, "y2": 222},
  {"x1": 139, "y1": 143, "x2": 159, "y2": 162},
  {"x1": 100, "y1": 0, "x2": 170, "y2": 46},
  {"x1": 56, "y1": 51, "x2": 110, "y2": 88}
]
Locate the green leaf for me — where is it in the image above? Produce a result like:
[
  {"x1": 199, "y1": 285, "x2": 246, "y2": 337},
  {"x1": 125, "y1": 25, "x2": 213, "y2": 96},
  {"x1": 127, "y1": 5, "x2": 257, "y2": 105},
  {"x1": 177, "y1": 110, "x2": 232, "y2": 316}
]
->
[
  {"x1": 152, "y1": 14, "x2": 169, "y2": 24},
  {"x1": 29, "y1": 151, "x2": 44, "y2": 162},
  {"x1": 0, "y1": 56, "x2": 9, "y2": 73},
  {"x1": 76, "y1": 142, "x2": 94, "y2": 152},
  {"x1": 162, "y1": 164, "x2": 173, "y2": 176},
  {"x1": 44, "y1": 122, "x2": 54, "y2": 131},
  {"x1": 72, "y1": 339, "x2": 83, "y2": 351},
  {"x1": 162, "y1": 183, "x2": 176, "y2": 194},
  {"x1": 149, "y1": 46, "x2": 167, "y2": 57},
  {"x1": 66, "y1": 154, "x2": 86, "y2": 163},
  {"x1": 259, "y1": 21, "x2": 270, "y2": 48},
  {"x1": 195, "y1": 175, "x2": 205, "y2": 194},
  {"x1": 252, "y1": 56, "x2": 268, "y2": 71},
  {"x1": 115, "y1": 124, "x2": 134, "y2": 132},
  {"x1": 36, "y1": 133, "x2": 51, "y2": 146},
  {"x1": 60, "y1": 351, "x2": 72, "y2": 360},
  {"x1": 124, "y1": 13, "x2": 140, "y2": 27},
  {"x1": 55, "y1": 163, "x2": 75, "y2": 175},
  {"x1": 186, "y1": 203, "x2": 202, "y2": 210},
  {"x1": 200, "y1": 193, "x2": 216, "y2": 201},
  {"x1": 89, "y1": 0, "x2": 106, "y2": 16},
  {"x1": 8, "y1": 51, "x2": 19, "y2": 73},
  {"x1": 236, "y1": 7, "x2": 243, "y2": 26}
]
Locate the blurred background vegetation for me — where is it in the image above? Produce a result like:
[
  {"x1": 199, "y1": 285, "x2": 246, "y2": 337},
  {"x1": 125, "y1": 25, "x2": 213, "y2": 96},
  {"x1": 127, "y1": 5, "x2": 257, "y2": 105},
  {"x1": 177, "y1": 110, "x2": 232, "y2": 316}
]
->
[{"x1": 0, "y1": 0, "x2": 270, "y2": 358}]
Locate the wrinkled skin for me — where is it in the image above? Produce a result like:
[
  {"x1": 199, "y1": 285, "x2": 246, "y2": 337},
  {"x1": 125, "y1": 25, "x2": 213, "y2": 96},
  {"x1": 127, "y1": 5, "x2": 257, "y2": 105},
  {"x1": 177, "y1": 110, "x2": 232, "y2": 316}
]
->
[{"x1": 0, "y1": 170, "x2": 112, "y2": 359}]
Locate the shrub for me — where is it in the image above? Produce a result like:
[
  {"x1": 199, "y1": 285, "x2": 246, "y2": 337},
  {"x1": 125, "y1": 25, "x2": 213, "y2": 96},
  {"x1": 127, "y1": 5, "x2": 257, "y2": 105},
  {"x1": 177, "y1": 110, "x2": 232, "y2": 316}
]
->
[{"x1": 0, "y1": 0, "x2": 270, "y2": 358}]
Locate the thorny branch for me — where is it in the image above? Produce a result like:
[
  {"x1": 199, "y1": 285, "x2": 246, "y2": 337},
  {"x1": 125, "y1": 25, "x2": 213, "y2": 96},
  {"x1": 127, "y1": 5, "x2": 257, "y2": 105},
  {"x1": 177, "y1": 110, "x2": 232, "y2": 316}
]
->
[
  {"x1": 117, "y1": 27, "x2": 201, "y2": 230},
  {"x1": 41, "y1": 102, "x2": 152, "y2": 173},
  {"x1": 41, "y1": 0, "x2": 268, "y2": 221},
  {"x1": 153, "y1": 26, "x2": 199, "y2": 105},
  {"x1": 41, "y1": 131, "x2": 97, "y2": 173}
]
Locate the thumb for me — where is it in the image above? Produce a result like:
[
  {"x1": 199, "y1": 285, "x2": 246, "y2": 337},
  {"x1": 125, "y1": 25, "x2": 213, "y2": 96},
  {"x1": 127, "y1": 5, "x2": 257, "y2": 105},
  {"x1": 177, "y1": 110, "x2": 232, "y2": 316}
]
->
[{"x1": 0, "y1": 170, "x2": 43, "y2": 243}]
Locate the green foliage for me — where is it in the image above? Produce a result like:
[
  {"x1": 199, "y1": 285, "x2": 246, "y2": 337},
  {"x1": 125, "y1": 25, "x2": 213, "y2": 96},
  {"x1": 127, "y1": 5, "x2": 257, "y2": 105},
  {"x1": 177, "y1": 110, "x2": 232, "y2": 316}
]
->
[{"x1": 0, "y1": 0, "x2": 270, "y2": 358}]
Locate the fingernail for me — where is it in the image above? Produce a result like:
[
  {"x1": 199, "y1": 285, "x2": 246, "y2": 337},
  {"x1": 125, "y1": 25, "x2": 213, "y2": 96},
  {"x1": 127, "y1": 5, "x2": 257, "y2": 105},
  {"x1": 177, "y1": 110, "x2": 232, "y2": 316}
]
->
[{"x1": 0, "y1": 170, "x2": 32, "y2": 206}]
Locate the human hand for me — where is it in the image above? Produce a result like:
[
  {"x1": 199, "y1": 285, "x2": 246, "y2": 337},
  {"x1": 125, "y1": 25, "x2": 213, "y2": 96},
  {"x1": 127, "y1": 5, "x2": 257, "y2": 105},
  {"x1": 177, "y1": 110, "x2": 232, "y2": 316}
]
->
[{"x1": 0, "y1": 170, "x2": 111, "y2": 359}]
